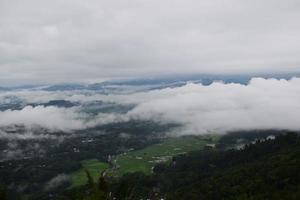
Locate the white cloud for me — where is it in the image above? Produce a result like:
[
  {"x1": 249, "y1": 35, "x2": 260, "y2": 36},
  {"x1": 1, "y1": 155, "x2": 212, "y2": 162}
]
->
[
  {"x1": 0, "y1": 105, "x2": 130, "y2": 133},
  {"x1": 0, "y1": 129, "x2": 63, "y2": 140},
  {"x1": 0, "y1": 106, "x2": 86, "y2": 131},
  {"x1": 125, "y1": 77, "x2": 300, "y2": 134}
]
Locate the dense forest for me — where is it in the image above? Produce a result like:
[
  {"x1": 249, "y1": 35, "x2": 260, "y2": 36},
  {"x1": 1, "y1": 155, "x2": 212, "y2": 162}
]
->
[
  {"x1": 0, "y1": 121, "x2": 170, "y2": 198},
  {"x1": 1, "y1": 131, "x2": 300, "y2": 200},
  {"x1": 109, "y1": 132, "x2": 300, "y2": 200}
]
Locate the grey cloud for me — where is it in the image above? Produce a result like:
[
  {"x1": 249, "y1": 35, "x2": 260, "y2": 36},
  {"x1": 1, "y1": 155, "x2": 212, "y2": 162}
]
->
[
  {"x1": 0, "y1": 140, "x2": 48, "y2": 161},
  {"x1": 0, "y1": 0, "x2": 300, "y2": 85},
  {"x1": 0, "y1": 129, "x2": 64, "y2": 141}
]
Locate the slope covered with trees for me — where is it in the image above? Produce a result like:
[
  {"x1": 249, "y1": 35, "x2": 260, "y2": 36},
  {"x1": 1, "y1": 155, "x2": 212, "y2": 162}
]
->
[
  {"x1": 2, "y1": 131, "x2": 300, "y2": 200},
  {"x1": 111, "y1": 132, "x2": 300, "y2": 200}
]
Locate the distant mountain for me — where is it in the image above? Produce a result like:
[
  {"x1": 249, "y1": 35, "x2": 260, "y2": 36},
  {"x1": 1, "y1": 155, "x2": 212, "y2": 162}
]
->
[
  {"x1": 43, "y1": 84, "x2": 86, "y2": 91},
  {"x1": 0, "y1": 103, "x2": 24, "y2": 111},
  {"x1": 28, "y1": 100, "x2": 78, "y2": 108},
  {"x1": 0, "y1": 87, "x2": 8, "y2": 91},
  {"x1": 0, "y1": 96, "x2": 25, "y2": 111},
  {"x1": 32, "y1": 74, "x2": 300, "y2": 92}
]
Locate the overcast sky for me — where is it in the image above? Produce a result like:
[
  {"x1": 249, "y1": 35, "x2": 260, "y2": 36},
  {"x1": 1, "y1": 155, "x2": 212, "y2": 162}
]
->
[{"x1": 1, "y1": 0, "x2": 300, "y2": 85}]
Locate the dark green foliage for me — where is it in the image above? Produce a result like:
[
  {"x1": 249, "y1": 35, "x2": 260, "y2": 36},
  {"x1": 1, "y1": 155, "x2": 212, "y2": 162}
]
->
[
  {"x1": 3, "y1": 131, "x2": 300, "y2": 199},
  {"x1": 0, "y1": 184, "x2": 21, "y2": 200},
  {"x1": 111, "y1": 172, "x2": 159, "y2": 200},
  {"x1": 0, "y1": 185, "x2": 8, "y2": 200},
  {"x1": 112, "y1": 133, "x2": 300, "y2": 200},
  {"x1": 65, "y1": 169, "x2": 110, "y2": 200},
  {"x1": 85, "y1": 169, "x2": 96, "y2": 192},
  {"x1": 216, "y1": 130, "x2": 297, "y2": 149},
  {"x1": 0, "y1": 121, "x2": 169, "y2": 198}
]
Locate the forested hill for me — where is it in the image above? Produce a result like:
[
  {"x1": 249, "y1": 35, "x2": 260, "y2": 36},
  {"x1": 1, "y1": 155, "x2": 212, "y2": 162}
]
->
[
  {"x1": 1, "y1": 132, "x2": 300, "y2": 200},
  {"x1": 111, "y1": 132, "x2": 300, "y2": 200}
]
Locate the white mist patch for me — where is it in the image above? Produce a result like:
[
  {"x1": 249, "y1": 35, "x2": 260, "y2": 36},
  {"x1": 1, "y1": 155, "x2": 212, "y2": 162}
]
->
[
  {"x1": 44, "y1": 174, "x2": 71, "y2": 191},
  {"x1": 0, "y1": 106, "x2": 86, "y2": 131},
  {"x1": 0, "y1": 106, "x2": 129, "y2": 132}
]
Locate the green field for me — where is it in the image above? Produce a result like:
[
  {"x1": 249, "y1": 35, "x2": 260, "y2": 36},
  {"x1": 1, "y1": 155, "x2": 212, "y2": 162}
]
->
[
  {"x1": 70, "y1": 159, "x2": 109, "y2": 188},
  {"x1": 109, "y1": 135, "x2": 217, "y2": 176},
  {"x1": 70, "y1": 135, "x2": 219, "y2": 187}
]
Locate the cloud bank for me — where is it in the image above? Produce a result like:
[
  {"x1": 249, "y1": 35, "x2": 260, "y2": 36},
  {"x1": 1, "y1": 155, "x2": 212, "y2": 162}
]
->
[
  {"x1": 0, "y1": 105, "x2": 128, "y2": 133},
  {"x1": 0, "y1": 106, "x2": 86, "y2": 131},
  {"x1": 127, "y1": 77, "x2": 300, "y2": 134},
  {"x1": 0, "y1": 78, "x2": 300, "y2": 135}
]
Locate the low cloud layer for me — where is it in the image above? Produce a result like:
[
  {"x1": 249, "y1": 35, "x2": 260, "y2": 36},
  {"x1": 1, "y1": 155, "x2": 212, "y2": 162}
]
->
[
  {"x1": 0, "y1": 106, "x2": 128, "y2": 133},
  {"x1": 0, "y1": 78, "x2": 300, "y2": 135},
  {"x1": 0, "y1": 106, "x2": 86, "y2": 131},
  {"x1": 127, "y1": 77, "x2": 300, "y2": 134}
]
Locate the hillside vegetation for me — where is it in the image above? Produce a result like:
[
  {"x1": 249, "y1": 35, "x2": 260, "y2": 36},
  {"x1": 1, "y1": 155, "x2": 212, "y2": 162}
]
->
[{"x1": 111, "y1": 132, "x2": 300, "y2": 200}]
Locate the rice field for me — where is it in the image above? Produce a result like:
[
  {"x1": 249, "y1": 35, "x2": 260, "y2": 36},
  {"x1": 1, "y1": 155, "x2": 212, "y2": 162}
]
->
[{"x1": 70, "y1": 135, "x2": 219, "y2": 187}]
